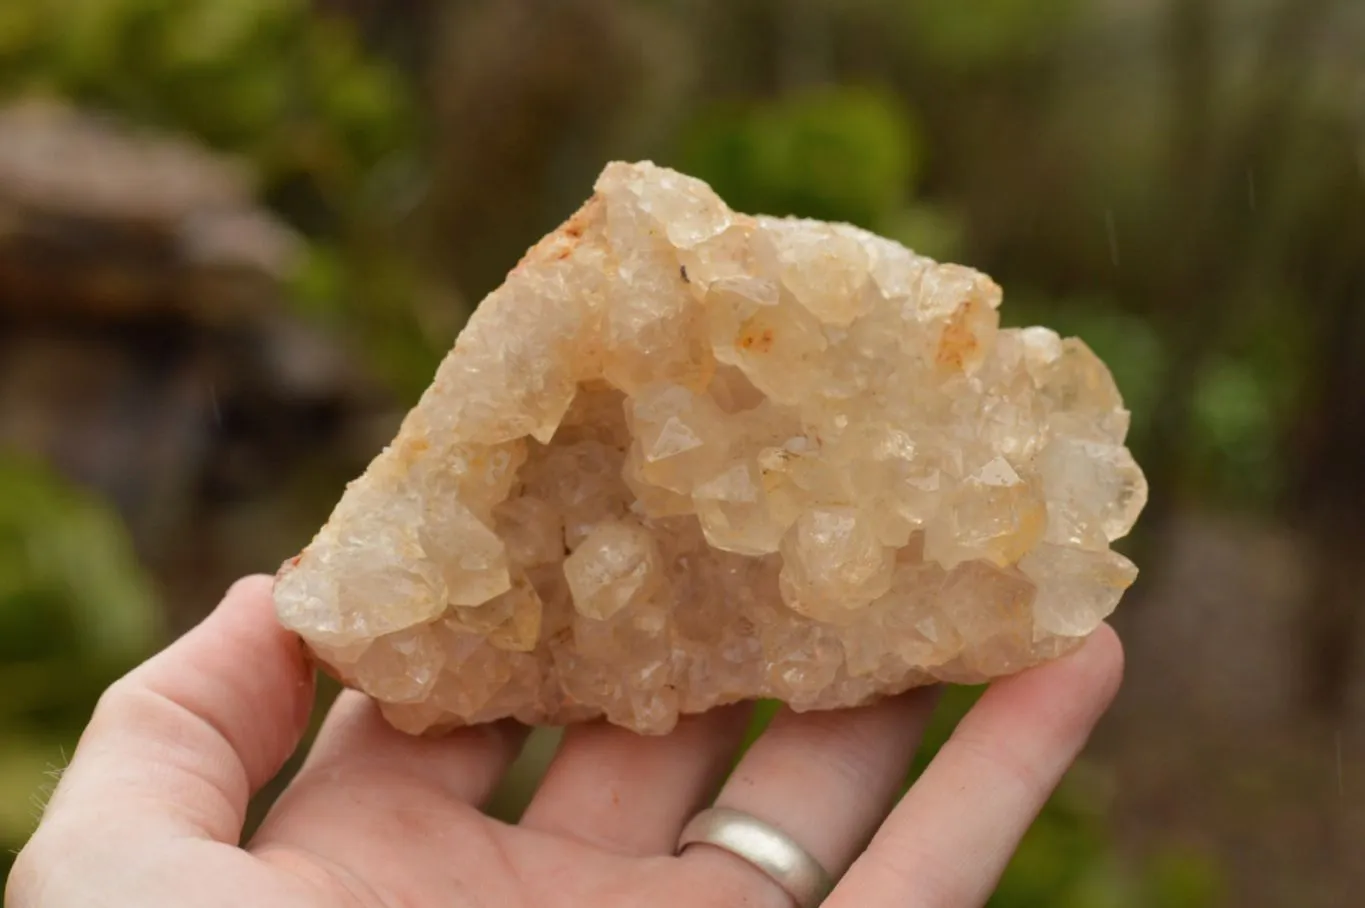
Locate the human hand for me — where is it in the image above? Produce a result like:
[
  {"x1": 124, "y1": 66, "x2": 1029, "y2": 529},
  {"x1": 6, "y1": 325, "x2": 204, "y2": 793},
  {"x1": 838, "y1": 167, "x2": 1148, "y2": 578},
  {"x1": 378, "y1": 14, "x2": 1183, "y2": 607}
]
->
[{"x1": 7, "y1": 574, "x2": 1122, "y2": 908}]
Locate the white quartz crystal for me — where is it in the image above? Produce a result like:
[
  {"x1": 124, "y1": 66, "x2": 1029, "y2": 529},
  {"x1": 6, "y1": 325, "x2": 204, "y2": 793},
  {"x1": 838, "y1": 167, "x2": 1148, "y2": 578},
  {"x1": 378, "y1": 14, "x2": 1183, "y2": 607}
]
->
[{"x1": 274, "y1": 162, "x2": 1147, "y2": 735}]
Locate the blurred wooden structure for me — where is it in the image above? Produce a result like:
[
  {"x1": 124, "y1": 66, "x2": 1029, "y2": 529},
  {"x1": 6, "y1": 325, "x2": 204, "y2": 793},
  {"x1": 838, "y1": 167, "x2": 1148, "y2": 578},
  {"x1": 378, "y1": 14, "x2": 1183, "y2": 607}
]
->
[{"x1": 0, "y1": 102, "x2": 387, "y2": 628}]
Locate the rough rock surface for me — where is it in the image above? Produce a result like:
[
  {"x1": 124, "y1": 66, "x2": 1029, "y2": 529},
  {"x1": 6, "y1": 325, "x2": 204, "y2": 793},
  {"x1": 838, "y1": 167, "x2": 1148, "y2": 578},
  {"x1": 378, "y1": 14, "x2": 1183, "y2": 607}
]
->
[{"x1": 274, "y1": 161, "x2": 1147, "y2": 735}]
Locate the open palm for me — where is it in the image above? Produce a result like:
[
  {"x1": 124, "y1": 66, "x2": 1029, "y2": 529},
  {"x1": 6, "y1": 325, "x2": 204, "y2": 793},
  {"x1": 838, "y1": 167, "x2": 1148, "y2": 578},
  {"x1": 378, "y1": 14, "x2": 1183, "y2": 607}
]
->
[{"x1": 7, "y1": 576, "x2": 1121, "y2": 908}]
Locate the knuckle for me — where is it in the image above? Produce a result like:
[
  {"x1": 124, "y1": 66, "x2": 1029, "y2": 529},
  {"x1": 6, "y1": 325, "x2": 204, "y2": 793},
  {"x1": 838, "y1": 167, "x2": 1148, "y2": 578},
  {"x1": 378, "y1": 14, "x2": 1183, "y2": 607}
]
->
[
  {"x1": 812, "y1": 743, "x2": 877, "y2": 795},
  {"x1": 224, "y1": 573, "x2": 274, "y2": 602},
  {"x1": 769, "y1": 710, "x2": 885, "y2": 792},
  {"x1": 89, "y1": 673, "x2": 192, "y2": 745},
  {"x1": 89, "y1": 675, "x2": 135, "y2": 723},
  {"x1": 87, "y1": 675, "x2": 156, "y2": 741},
  {"x1": 946, "y1": 728, "x2": 1045, "y2": 797},
  {"x1": 850, "y1": 837, "x2": 958, "y2": 908}
]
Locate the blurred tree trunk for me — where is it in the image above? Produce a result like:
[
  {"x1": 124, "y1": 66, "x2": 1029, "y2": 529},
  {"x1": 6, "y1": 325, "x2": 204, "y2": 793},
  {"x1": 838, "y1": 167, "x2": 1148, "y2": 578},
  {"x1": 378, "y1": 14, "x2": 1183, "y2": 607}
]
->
[
  {"x1": 775, "y1": 0, "x2": 832, "y2": 92},
  {"x1": 1292, "y1": 288, "x2": 1365, "y2": 717},
  {"x1": 1284, "y1": 135, "x2": 1365, "y2": 716},
  {"x1": 313, "y1": 0, "x2": 440, "y2": 73},
  {"x1": 420, "y1": 0, "x2": 687, "y2": 304},
  {"x1": 1135, "y1": 0, "x2": 1365, "y2": 716},
  {"x1": 1132, "y1": 0, "x2": 1337, "y2": 568}
]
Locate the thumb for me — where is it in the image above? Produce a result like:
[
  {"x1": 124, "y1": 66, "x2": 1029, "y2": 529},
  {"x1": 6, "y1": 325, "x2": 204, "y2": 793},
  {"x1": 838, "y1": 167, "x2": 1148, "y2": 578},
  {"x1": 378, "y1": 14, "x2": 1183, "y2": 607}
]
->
[{"x1": 38, "y1": 575, "x2": 316, "y2": 844}]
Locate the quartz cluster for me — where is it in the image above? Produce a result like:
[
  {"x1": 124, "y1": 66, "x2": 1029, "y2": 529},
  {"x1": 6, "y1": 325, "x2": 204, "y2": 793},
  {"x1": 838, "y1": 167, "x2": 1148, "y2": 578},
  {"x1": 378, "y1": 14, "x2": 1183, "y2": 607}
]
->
[{"x1": 274, "y1": 162, "x2": 1147, "y2": 735}]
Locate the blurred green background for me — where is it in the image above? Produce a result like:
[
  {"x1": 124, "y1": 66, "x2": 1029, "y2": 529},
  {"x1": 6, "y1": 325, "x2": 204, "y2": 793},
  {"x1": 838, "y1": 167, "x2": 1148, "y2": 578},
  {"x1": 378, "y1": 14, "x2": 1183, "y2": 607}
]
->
[{"x1": 1, "y1": 1, "x2": 1362, "y2": 904}]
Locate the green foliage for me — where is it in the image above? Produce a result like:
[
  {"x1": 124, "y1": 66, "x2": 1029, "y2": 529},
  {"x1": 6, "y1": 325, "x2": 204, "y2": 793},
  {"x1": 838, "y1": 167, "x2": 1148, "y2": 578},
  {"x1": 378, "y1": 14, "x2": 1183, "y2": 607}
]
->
[
  {"x1": 288, "y1": 239, "x2": 447, "y2": 400},
  {"x1": 677, "y1": 84, "x2": 968, "y2": 260},
  {"x1": 677, "y1": 86, "x2": 924, "y2": 230},
  {"x1": 911, "y1": 688, "x2": 1224, "y2": 908},
  {"x1": 1188, "y1": 357, "x2": 1279, "y2": 507},
  {"x1": 0, "y1": 0, "x2": 416, "y2": 218},
  {"x1": 0, "y1": 0, "x2": 442, "y2": 399},
  {"x1": 902, "y1": 0, "x2": 1082, "y2": 68},
  {"x1": 0, "y1": 454, "x2": 159, "y2": 861},
  {"x1": 0, "y1": 455, "x2": 157, "y2": 673},
  {"x1": 992, "y1": 794, "x2": 1124, "y2": 908},
  {"x1": 1139, "y1": 846, "x2": 1227, "y2": 908},
  {"x1": 1180, "y1": 294, "x2": 1314, "y2": 511},
  {"x1": 1003, "y1": 290, "x2": 1300, "y2": 511}
]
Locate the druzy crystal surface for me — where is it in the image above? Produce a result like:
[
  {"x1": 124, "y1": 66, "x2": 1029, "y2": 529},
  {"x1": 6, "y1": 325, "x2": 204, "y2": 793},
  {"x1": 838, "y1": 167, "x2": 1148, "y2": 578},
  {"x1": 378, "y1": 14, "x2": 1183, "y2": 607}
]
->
[{"x1": 274, "y1": 162, "x2": 1146, "y2": 735}]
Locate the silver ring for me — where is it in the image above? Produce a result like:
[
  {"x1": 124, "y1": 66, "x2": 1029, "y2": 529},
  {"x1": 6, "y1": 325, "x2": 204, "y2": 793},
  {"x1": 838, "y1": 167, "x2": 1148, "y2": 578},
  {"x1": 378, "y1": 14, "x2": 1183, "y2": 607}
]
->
[{"x1": 676, "y1": 807, "x2": 834, "y2": 908}]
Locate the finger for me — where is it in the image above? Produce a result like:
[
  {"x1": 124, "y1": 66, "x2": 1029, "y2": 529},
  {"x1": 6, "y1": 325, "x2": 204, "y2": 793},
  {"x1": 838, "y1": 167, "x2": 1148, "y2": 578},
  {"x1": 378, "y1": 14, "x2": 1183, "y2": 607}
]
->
[
  {"x1": 519, "y1": 704, "x2": 753, "y2": 855},
  {"x1": 38, "y1": 575, "x2": 315, "y2": 843},
  {"x1": 678, "y1": 687, "x2": 939, "y2": 904},
  {"x1": 831, "y1": 625, "x2": 1124, "y2": 908},
  {"x1": 250, "y1": 690, "x2": 526, "y2": 847}
]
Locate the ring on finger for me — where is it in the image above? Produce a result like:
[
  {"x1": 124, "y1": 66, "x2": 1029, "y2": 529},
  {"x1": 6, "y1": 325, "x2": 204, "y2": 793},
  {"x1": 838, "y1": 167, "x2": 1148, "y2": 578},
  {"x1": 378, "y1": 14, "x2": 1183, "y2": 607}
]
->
[{"x1": 677, "y1": 807, "x2": 834, "y2": 908}]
